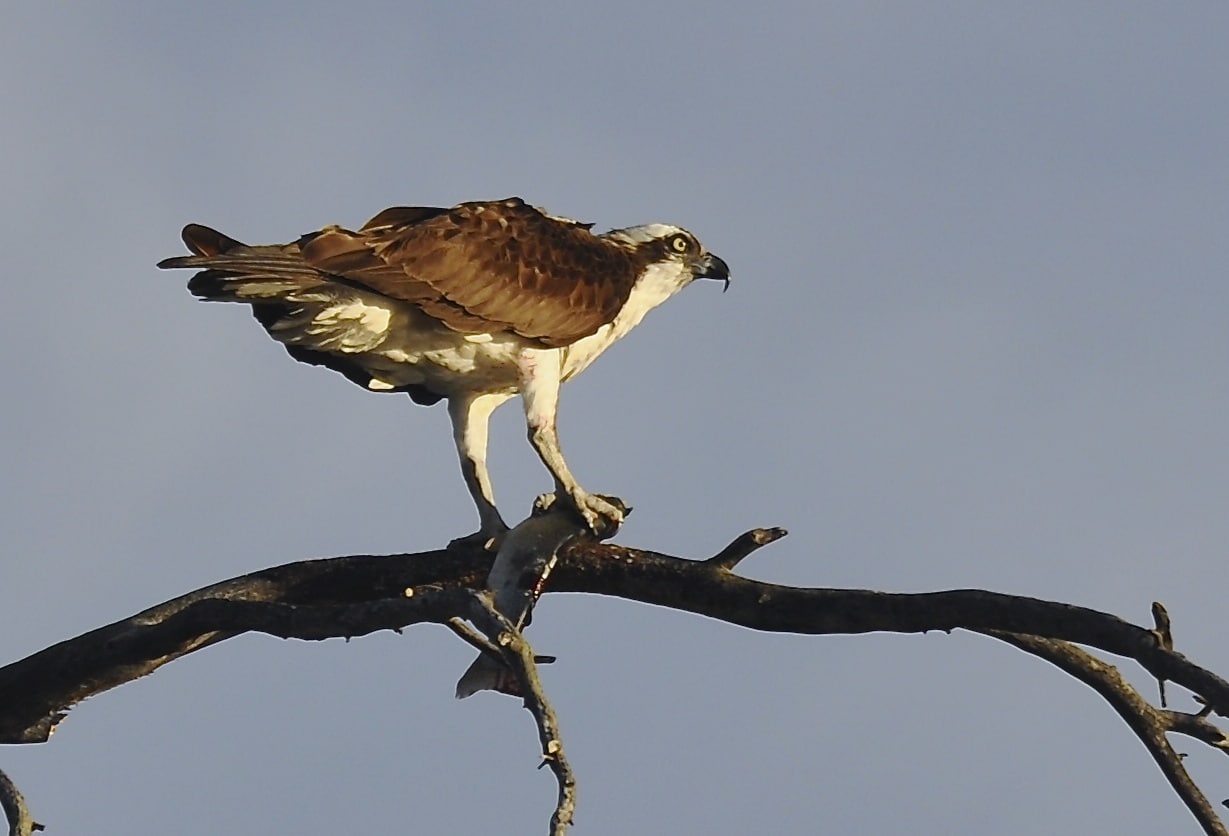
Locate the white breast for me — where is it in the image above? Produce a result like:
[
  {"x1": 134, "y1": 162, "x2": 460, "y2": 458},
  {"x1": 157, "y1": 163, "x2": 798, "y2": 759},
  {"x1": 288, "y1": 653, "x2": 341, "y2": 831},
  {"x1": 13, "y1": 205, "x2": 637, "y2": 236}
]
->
[{"x1": 563, "y1": 259, "x2": 693, "y2": 379}]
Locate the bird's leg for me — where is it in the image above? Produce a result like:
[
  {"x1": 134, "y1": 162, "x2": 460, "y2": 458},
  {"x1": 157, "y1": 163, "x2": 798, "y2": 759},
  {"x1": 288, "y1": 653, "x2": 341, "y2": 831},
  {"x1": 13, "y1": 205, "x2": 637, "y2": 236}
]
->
[
  {"x1": 447, "y1": 393, "x2": 513, "y2": 550},
  {"x1": 518, "y1": 348, "x2": 626, "y2": 535}
]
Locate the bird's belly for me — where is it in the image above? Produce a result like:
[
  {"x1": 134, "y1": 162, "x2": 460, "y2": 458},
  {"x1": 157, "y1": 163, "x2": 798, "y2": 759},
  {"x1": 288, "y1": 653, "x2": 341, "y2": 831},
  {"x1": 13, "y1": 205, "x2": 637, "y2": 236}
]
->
[
  {"x1": 266, "y1": 297, "x2": 527, "y2": 396},
  {"x1": 365, "y1": 326, "x2": 524, "y2": 395}
]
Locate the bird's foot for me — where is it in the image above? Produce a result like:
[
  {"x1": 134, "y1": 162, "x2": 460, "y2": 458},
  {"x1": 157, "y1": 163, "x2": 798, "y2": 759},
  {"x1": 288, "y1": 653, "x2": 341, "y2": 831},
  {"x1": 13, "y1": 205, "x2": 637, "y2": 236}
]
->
[
  {"x1": 538, "y1": 490, "x2": 630, "y2": 540},
  {"x1": 447, "y1": 523, "x2": 509, "y2": 553}
]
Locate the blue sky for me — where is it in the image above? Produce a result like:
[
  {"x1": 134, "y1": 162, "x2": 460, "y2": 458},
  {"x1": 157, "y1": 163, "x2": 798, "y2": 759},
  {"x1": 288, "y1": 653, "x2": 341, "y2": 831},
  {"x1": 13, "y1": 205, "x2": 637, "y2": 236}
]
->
[{"x1": 2, "y1": 4, "x2": 1228, "y2": 833}]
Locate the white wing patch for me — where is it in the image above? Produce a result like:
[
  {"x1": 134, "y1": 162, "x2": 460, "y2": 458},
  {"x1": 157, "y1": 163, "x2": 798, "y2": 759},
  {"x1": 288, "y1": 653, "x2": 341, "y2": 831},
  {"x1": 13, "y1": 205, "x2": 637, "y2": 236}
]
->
[{"x1": 303, "y1": 300, "x2": 393, "y2": 352}]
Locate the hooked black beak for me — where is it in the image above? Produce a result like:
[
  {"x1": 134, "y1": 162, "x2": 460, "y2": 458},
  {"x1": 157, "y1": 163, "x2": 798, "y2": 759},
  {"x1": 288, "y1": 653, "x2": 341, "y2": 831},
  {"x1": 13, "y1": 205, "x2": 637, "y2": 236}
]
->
[{"x1": 696, "y1": 252, "x2": 731, "y2": 292}]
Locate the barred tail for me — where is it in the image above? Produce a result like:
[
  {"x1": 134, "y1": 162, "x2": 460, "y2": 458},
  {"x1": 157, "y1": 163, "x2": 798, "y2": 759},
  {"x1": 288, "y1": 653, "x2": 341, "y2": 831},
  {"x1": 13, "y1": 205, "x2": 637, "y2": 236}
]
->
[{"x1": 158, "y1": 223, "x2": 328, "y2": 302}]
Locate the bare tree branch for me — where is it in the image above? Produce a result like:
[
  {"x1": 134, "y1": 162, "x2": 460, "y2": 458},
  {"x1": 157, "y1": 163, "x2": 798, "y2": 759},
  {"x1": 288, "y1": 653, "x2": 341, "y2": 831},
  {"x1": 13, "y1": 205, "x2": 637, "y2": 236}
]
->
[
  {"x1": 448, "y1": 505, "x2": 581, "y2": 830},
  {"x1": 550, "y1": 538, "x2": 1229, "y2": 719},
  {"x1": 988, "y1": 632, "x2": 1229, "y2": 836},
  {"x1": 0, "y1": 768, "x2": 41, "y2": 836},
  {"x1": 5, "y1": 534, "x2": 1229, "y2": 732},
  {"x1": 0, "y1": 550, "x2": 489, "y2": 743},
  {"x1": 467, "y1": 592, "x2": 576, "y2": 835},
  {"x1": 2, "y1": 527, "x2": 1228, "y2": 833}
]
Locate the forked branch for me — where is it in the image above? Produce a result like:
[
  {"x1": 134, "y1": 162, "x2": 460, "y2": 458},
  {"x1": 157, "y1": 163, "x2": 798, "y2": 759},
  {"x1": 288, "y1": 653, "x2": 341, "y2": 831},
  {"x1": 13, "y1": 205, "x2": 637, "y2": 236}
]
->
[
  {"x1": 467, "y1": 592, "x2": 576, "y2": 835},
  {"x1": 989, "y1": 632, "x2": 1229, "y2": 836}
]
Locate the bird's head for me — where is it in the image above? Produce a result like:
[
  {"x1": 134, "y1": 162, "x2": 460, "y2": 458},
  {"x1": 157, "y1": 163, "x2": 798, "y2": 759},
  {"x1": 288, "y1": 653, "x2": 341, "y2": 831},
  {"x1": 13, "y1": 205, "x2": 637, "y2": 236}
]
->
[{"x1": 605, "y1": 223, "x2": 731, "y2": 293}]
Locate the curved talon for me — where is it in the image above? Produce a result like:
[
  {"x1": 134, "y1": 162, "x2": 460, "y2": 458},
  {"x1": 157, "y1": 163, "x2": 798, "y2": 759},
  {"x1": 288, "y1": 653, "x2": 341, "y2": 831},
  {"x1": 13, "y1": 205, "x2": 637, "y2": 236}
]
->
[
  {"x1": 570, "y1": 491, "x2": 626, "y2": 537},
  {"x1": 530, "y1": 490, "x2": 628, "y2": 538}
]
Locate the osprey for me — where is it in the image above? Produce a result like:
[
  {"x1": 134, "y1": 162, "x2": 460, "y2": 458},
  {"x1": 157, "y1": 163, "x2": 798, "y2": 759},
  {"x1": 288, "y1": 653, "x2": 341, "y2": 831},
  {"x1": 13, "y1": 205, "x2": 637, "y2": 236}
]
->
[{"x1": 159, "y1": 197, "x2": 729, "y2": 546}]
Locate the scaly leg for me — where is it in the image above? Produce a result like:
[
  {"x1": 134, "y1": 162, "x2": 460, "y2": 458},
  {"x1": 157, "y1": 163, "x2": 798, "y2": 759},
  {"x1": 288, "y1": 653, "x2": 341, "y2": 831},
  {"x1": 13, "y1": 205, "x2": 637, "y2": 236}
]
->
[
  {"x1": 517, "y1": 347, "x2": 625, "y2": 534},
  {"x1": 447, "y1": 392, "x2": 514, "y2": 549}
]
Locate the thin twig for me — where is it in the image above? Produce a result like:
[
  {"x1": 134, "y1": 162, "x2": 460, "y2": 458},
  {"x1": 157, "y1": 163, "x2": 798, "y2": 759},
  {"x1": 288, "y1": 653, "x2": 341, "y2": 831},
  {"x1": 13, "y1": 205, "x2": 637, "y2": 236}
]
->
[
  {"x1": 0, "y1": 768, "x2": 41, "y2": 836},
  {"x1": 469, "y1": 592, "x2": 576, "y2": 835},
  {"x1": 446, "y1": 618, "x2": 503, "y2": 657},
  {"x1": 1165, "y1": 709, "x2": 1229, "y2": 751},
  {"x1": 1153, "y1": 602, "x2": 1174, "y2": 707},
  {"x1": 704, "y1": 527, "x2": 788, "y2": 570},
  {"x1": 988, "y1": 631, "x2": 1228, "y2": 836}
]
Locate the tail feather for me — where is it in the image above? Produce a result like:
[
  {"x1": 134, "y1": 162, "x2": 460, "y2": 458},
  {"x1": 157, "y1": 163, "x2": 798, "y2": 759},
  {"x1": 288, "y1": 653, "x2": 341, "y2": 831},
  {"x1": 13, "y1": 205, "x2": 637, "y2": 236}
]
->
[
  {"x1": 159, "y1": 223, "x2": 329, "y2": 302},
  {"x1": 185, "y1": 270, "x2": 318, "y2": 301},
  {"x1": 183, "y1": 222, "x2": 244, "y2": 256}
]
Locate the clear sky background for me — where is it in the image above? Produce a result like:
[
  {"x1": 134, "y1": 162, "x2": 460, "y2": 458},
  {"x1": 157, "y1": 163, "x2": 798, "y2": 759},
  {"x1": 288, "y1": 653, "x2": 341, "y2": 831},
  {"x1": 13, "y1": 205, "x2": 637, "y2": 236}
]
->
[{"x1": 2, "y1": 4, "x2": 1228, "y2": 834}]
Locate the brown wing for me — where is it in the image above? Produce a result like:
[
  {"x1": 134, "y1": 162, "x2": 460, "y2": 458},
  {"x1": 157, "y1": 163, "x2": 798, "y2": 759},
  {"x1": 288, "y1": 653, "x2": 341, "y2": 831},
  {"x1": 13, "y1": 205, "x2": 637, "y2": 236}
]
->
[{"x1": 298, "y1": 198, "x2": 638, "y2": 346}]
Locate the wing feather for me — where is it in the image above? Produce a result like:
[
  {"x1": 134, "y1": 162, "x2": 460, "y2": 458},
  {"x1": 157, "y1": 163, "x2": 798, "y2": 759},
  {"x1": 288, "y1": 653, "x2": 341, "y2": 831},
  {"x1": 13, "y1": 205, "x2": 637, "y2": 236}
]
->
[
  {"x1": 160, "y1": 198, "x2": 640, "y2": 347},
  {"x1": 302, "y1": 198, "x2": 638, "y2": 346}
]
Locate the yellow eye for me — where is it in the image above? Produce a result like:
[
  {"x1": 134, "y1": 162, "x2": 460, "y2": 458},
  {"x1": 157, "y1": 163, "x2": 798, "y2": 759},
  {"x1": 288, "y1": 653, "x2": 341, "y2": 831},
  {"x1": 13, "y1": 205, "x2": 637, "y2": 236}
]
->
[{"x1": 669, "y1": 234, "x2": 690, "y2": 253}]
